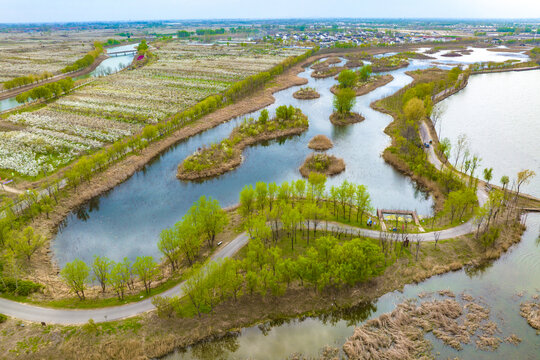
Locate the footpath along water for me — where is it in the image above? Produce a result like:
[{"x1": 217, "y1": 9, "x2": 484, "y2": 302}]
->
[
  {"x1": 435, "y1": 69, "x2": 540, "y2": 198},
  {"x1": 51, "y1": 48, "x2": 529, "y2": 266},
  {"x1": 164, "y1": 213, "x2": 540, "y2": 360}
]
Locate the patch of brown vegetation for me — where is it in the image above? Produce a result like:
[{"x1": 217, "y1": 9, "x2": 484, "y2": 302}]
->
[
  {"x1": 520, "y1": 298, "x2": 540, "y2": 333},
  {"x1": 308, "y1": 135, "x2": 333, "y2": 151},
  {"x1": 330, "y1": 74, "x2": 394, "y2": 96},
  {"x1": 329, "y1": 112, "x2": 364, "y2": 126},
  {"x1": 345, "y1": 59, "x2": 364, "y2": 69},
  {"x1": 441, "y1": 51, "x2": 463, "y2": 57},
  {"x1": 344, "y1": 291, "x2": 511, "y2": 359},
  {"x1": 299, "y1": 153, "x2": 345, "y2": 178},
  {"x1": 176, "y1": 126, "x2": 307, "y2": 181},
  {"x1": 311, "y1": 66, "x2": 345, "y2": 79},
  {"x1": 293, "y1": 88, "x2": 320, "y2": 100}
]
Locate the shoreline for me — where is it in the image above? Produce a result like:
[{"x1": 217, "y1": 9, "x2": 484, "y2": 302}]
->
[{"x1": 177, "y1": 126, "x2": 308, "y2": 181}]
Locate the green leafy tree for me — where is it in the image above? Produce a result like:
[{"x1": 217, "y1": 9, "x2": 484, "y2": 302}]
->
[
  {"x1": 357, "y1": 64, "x2": 372, "y2": 82},
  {"x1": 60, "y1": 259, "x2": 89, "y2": 300},
  {"x1": 403, "y1": 97, "x2": 426, "y2": 122},
  {"x1": 333, "y1": 88, "x2": 356, "y2": 114},
  {"x1": 109, "y1": 260, "x2": 130, "y2": 300},
  {"x1": 133, "y1": 256, "x2": 160, "y2": 294},
  {"x1": 92, "y1": 255, "x2": 112, "y2": 293},
  {"x1": 157, "y1": 228, "x2": 181, "y2": 271},
  {"x1": 239, "y1": 185, "x2": 256, "y2": 218},
  {"x1": 483, "y1": 168, "x2": 493, "y2": 186},
  {"x1": 175, "y1": 215, "x2": 203, "y2": 266},
  {"x1": 8, "y1": 226, "x2": 45, "y2": 262},
  {"x1": 137, "y1": 39, "x2": 149, "y2": 53},
  {"x1": 189, "y1": 196, "x2": 228, "y2": 248},
  {"x1": 337, "y1": 69, "x2": 357, "y2": 88}
]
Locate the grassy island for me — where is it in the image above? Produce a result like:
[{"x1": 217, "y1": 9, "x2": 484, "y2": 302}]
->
[
  {"x1": 308, "y1": 134, "x2": 333, "y2": 151},
  {"x1": 292, "y1": 86, "x2": 320, "y2": 100},
  {"x1": 299, "y1": 152, "x2": 345, "y2": 177},
  {"x1": 371, "y1": 54, "x2": 410, "y2": 72},
  {"x1": 331, "y1": 74, "x2": 394, "y2": 96},
  {"x1": 177, "y1": 106, "x2": 308, "y2": 180}
]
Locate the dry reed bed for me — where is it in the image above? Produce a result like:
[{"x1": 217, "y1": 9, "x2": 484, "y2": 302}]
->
[
  {"x1": 520, "y1": 296, "x2": 540, "y2": 333},
  {"x1": 343, "y1": 291, "x2": 518, "y2": 359},
  {"x1": 308, "y1": 134, "x2": 333, "y2": 151},
  {"x1": 293, "y1": 88, "x2": 321, "y2": 100}
]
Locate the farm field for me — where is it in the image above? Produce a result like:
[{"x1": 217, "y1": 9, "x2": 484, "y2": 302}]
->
[
  {"x1": 0, "y1": 41, "x2": 305, "y2": 178},
  {"x1": 0, "y1": 33, "x2": 94, "y2": 84}
]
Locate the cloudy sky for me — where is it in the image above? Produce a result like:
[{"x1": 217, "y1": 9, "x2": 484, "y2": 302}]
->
[{"x1": 2, "y1": 0, "x2": 540, "y2": 23}]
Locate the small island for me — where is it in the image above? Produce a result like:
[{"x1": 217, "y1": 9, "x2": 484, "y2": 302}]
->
[
  {"x1": 177, "y1": 106, "x2": 308, "y2": 180},
  {"x1": 331, "y1": 74, "x2": 394, "y2": 96},
  {"x1": 330, "y1": 71, "x2": 366, "y2": 125},
  {"x1": 311, "y1": 66, "x2": 345, "y2": 78},
  {"x1": 293, "y1": 86, "x2": 320, "y2": 100},
  {"x1": 330, "y1": 111, "x2": 365, "y2": 125},
  {"x1": 371, "y1": 54, "x2": 409, "y2": 72},
  {"x1": 308, "y1": 134, "x2": 333, "y2": 151},
  {"x1": 299, "y1": 152, "x2": 345, "y2": 178}
]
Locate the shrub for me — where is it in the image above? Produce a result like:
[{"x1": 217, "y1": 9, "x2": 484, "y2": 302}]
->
[
  {"x1": 0, "y1": 314, "x2": 7, "y2": 323},
  {"x1": 0, "y1": 278, "x2": 43, "y2": 296}
]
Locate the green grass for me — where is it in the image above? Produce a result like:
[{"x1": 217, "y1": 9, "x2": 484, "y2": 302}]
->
[{"x1": 0, "y1": 274, "x2": 185, "y2": 310}]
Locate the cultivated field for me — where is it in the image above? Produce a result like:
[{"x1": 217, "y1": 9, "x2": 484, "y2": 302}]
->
[
  {"x1": 0, "y1": 33, "x2": 93, "y2": 84},
  {"x1": 0, "y1": 41, "x2": 305, "y2": 177}
]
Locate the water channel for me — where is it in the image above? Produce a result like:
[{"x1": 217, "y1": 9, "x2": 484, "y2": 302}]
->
[{"x1": 51, "y1": 48, "x2": 529, "y2": 267}]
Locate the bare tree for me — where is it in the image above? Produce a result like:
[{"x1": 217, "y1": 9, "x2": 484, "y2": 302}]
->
[{"x1": 434, "y1": 231, "x2": 441, "y2": 249}]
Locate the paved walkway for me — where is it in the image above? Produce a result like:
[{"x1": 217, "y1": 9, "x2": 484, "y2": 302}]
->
[{"x1": 0, "y1": 119, "x2": 516, "y2": 324}]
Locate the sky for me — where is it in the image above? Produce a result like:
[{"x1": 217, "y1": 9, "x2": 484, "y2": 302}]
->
[{"x1": 1, "y1": 0, "x2": 540, "y2": 23}]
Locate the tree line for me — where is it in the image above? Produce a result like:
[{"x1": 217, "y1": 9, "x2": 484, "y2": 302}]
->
[
  {"x1": 15, "y1": 77, "x2": 74, "y2": 103},
  {"x1": 61, "y1": 41, "x2": 104, "y2": 73}
]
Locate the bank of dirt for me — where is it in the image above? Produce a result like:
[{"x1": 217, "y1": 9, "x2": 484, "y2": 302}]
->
[
  {"x1": 299, "y1": 153, "x2": 345, "y2": 178},
  {"x1": 292, "y1": 88, "x2": 320, "y2": 99},
  {"x1": 329, "y1": 111, "x2": 365, "y2": 126}
]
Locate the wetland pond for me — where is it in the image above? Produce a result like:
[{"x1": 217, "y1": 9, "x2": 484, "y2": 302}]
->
[
  {"x1": 436, "y1": 69, "x2": 540, "y2": 198},
  {"x1": 47, "y1": 47, "x2": 538, "y2": 358},
  {"x1": 52, "y1": 48, "x2": 529, "y2": 266}
]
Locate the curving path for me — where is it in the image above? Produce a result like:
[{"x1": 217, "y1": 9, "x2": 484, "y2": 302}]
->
[{"x1": 0, "y1": 88, "x2": 507, "y2": 325}]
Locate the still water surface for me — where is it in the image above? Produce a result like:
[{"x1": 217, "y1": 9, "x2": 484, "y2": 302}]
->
[{"x1": 436, "y1": 69, "x2": 540, "y2": 198}]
